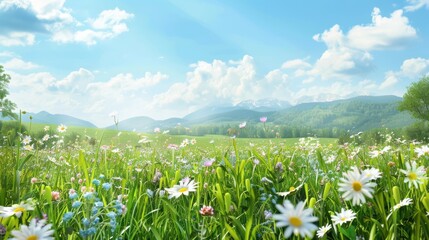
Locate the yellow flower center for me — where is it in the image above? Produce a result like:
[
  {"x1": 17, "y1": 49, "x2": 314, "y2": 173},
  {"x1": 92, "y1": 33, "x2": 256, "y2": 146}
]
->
[
  {"x1": 178, "y1": 187, "x2": 188, "y2": 193},
  {"x1": 341, "y1": 217, "x2": 346, "y2": 222},
  {"x1": 27, "y1": 235, "x2": 38, "y2": 240},
  {"x1": 352, "y1": 181, "x2": 362, "y2": 191},
  {"x1": 13, "y1": 207, "x2": 25, "y2": 213},
  {"x1": 408, "y1": 172, "x2": 417, "y2": 181},
  {"x1": 289, "y1": 186, "x2": 295, "y2": 192},
  {"x1": 289, "y1": 216, "x2": 302, "y2": 227}
]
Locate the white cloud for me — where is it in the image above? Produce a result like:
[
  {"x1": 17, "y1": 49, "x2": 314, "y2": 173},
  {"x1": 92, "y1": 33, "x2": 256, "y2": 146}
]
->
[
  {"x1": 1, "y1": 2, "x2": 132, "y2": 46},
  {"x1": 281, "y1": 59, "x2": 311, "y2": 69},
  {"x1": 400, "y1": 58, "x2": 429, "y2": 78},
  {"x1": 2, "y1": 57, "x2": 39, "y2": 70},
  {"x1": 380, "y1": 71, "x2": 399, "y2": 89},
  {"x1": 0, "y1": 32, "x2": 35, "y2": 46},
  {"x1": 152, "y1": 55, "x2": 261, "y2": 111},
  {"x1": 380, "y1": 57, "x2": 429, "y2": 90},
  {"x1": 52, "y1": 8, "x2": 134, "y2": 45},
  {"x1": 90, "y1": 8, "x2": 133, "y2": 34},
  {"x1": 404, "y1": 0, "x2": 429, "y2": 11},
  {"x1": 348, "y1": 8, "x2": 417, "y2": 51}
]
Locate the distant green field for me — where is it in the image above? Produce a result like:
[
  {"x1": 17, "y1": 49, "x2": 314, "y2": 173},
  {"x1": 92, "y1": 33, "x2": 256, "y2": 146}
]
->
[{"x1": 22, "y1": 122, "x2": 337, "y2": 148}]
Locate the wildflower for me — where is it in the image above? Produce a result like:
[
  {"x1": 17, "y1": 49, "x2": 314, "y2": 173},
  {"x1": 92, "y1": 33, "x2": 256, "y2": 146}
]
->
[
  {"x1": 203, "y1": 158, "x2": 215, "y2": 167},
  {"x1": 72, "y1": 201, "x2": 82, "y2": 208},
  {"x1": 415, "y1": 145, "x2": 429, "y2": 158},
  {"x1": 239, "y1": 122, "x2": 247, "y2": 129},
  {"x1": 317, "y1": 224, "x2": 332, "y2": 238},
  {"x1": 165, "y1": 179, "x2": 198, "y2": 199},
  {"x1": 22, "y1": 135, "x2": 31, "y2": 145},
  {"x1": 264, "y1": 210, "x2": 273, "y2": 219},
  {"x1": 0, "y1": 201, "x2": 35, "y2": 218},
  {"x1": 63, "y1": 212, "x2": 73, "y2": 222},
  {"x1": 152, "y1": 170, "x2": 162, "y2": 183},
  {"x1": 51, "y1": 191, "x2": 60, "y2": 201},
  {"x1": 190, "y1": 139, "x2": 197, "y2": 145},
  {"x1": 0, "y1": 223, "x2": 5, "y2": 236},
  {"x1": 338, "y1": 167, "x2": 376, "y2": 205},
  {"x1": 331, "y1": 208, "x2": 356, "y2": 226},
  {"x1": 199, "y1": 205, "x2": 214, "y2": 216},
  {"x1": 31, "y1": 177, "x2": 38, "y2": 184},
  {"x1": 392, "y1": 198, "x2": 413, "y2": 211},
  {"x1": 154, "y1": 127, "x2": 161, "y2": 133},
  {"x1": 100, "y1": 145, "x2": 109, "y2": 151},
  {"x1": 400, "y1": 161, "x2": 427, "y2": 188},
  {"x1": 362, "y1": 167, "x2": 382, "y2": 180},
  {"x1": 277, "y1": 183, "x2": 304, "y2": 197},
  {"x1": 272, "y1": 200, "x2": 318, "y2": 238},
  {"x1": 260, "y1": 117, "x2": 267, "y2": 123},
  {"x1": 94, "y1": 201, "x2": 103, "y2": 208},
  {"x1": 10, "y1": 219, "x2": 54, "y2": 240},
  {"x1": 102, "y1": 183, "x2": 111, "y2": 190},
  {"x1": 146, "y1": 189, "x2": 154, "y2": 198},
  {"x1": 57, "y1": 124, "x2": 67, "y2": 133},
  {"x1": 275, "y1": 162, "x2": 284, "y2": 173},
  {"x1": 167, "y1": 144, "x2": 178, "y2": 150},
  {"x1": 23, "y1": 144, "x2": 34, "y2": 151},
  {"x1": 92, "y1": 179, "x2": 101, "y2": 186},
  {"x1": 107, "y1": 212, "x2": 116, "y2": 219},
  {"x1": 261, "y1": 177, "x2": 273, "y2": 184},
  {"x1": 44, "y1": 126, "x2": 50, "y2": 131},
  {"x1": 42, "y1": 134, "x2": 50, "y2": 142}
]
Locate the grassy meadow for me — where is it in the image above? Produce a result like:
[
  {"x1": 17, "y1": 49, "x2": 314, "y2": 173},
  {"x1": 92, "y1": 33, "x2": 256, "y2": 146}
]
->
[{"x1": 1, "y1": 122, "x2": 429, "y2": 239}]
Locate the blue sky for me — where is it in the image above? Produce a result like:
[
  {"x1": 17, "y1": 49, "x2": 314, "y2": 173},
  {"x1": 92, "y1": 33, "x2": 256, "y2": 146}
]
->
[{"x1": 1, "y1": 0, "x2": 429, "y2": 127}]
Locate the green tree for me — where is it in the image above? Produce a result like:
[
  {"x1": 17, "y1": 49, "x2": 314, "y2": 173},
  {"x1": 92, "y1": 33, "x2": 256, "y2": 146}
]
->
[
  {"x1": 0, "y1": 65, "x2": 17, "y2": 119},
  {"x1": 398, "y1": 76, "x2": 429, "y2": 122}
]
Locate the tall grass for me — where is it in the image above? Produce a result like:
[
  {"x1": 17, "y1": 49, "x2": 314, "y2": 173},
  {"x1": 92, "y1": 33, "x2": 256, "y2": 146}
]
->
[{"x1": 0, "y1": 125, "x2": 428, "y2": 239}]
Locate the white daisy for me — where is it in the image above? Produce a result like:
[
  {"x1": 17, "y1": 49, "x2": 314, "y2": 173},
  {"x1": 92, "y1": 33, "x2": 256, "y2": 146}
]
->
[
  {"x1": 57, "y1": 124, "x2": 67, "y2": 133},
  {"x1": 400, "y1": 161, "x2": 427, "y2": 189},
  {"x1": 10, "y1": 218, "x2": 54, "y2": 240},
  {"x1": 22, "y1": 135, "x2": 31, "y2": 145},
  {"x1": 0, "y1": 202, "x2": 35, "y2": 218},
  {"x1": 392, "y1": 198, "x2": 413, "y2": 211},
  {"x1": 272, "y1": 200, "x2": 318, "y2": 238},
  {"x1": 362, "y1": 167, "x2": 382, "y2": 180},
  {"x1": 338, "y1": 167, "x2": 376, "y2": 205},
  {"x1": 317, "y1": 223, "x2": 332, "y2": 238},
  {"x1": 415, "y1": 145, "x2": 429, "y2": 158},
  {"x1": 165, "y1": 179, "x2": 198, "y2": 199},
  {"x1": 331, "y1": 208, "x2": 356, "y2": 226}
]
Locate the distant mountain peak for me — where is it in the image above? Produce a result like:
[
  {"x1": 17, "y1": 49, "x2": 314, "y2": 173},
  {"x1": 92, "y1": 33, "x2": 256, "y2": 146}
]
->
[{"x1": 235, "y1": 98, "x2": 291, "y2": 111}]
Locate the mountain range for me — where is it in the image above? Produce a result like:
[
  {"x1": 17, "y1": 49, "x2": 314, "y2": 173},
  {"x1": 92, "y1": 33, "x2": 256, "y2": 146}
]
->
[{"x1": 1, "y1": 95, "x2": 416, "y2": 132}]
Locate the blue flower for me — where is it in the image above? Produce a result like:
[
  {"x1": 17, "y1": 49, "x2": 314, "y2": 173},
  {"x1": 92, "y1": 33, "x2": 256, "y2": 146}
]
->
[
  {"x1": 82, "y1": 218, "x2": 90, "y2": 227},
  {"x1": 102, "y1": 183, "x2": 111, "y2": 190},
  {"x1": 69, "y1": 192, "x2": 78, "y2": 199},
  {"x1": 72, "y1": 201, "x2": 82, "y2": 208},
  {"x1": 94, "y1": 201, "x2": 104, "y2": 208},
  {"x1": 84, "y1": 192, "x2": 94, "y2": 200},
  {"x1": 92, "y1": 179, "x2": 101, "y2": 186},
  {"x1": 106, "y1": 211, "x2": 116, "y2": 219},
  {"x1": 63, "y1": 212, "x2": 73, "y2": 222},
  {"x1": 91, "y1": 206, "x2": 98, "y2": 215}
]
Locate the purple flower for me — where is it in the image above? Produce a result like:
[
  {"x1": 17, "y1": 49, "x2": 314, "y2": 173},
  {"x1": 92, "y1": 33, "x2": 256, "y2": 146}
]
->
[{"x1": 260, "y1": 117, "x2": 267, "y2": 123}]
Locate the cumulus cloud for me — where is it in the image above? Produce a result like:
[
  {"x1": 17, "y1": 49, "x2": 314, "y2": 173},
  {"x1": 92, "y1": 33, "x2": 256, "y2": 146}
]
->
[
  {"x1": 2, "y1": 57, "x2": 39, "y2": 70},
  {"x1": 52, "y1": 8, "x2": 134, "y2": 45},
  {"x1": 293, "y1": 8, "x2": 417, "y2": 81},
  {"x1": 379, "y1": 57, "x2": 429, "y2": 90},
  {"x1": 151, "y1": 55, "x2": 263, "y2": 112},
  {"x1": 0, "y1": 1, "x2": 133, "y2": 46},
  {"x1": 348, "y1": 8, "x2": 416, "y2": 51}
]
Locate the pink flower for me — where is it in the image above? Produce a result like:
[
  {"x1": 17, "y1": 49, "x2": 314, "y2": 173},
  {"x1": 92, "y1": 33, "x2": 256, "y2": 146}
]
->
[
  {"x1": 239, "y1": 122, "x2": 247, "y2": 129},
  {"x1": 51, "y1": 191, "x2": 60, "y2": 201},
  {"x1": 30, "y1": 177, "x2": 38, "y2": 184},
  {"x1": 260, "y1": 117, "x2": 267, "y2": 123},
  {"x1": 200, "y1": 205, "x2": 214, "y2": 216},
  {"x1": 203, "y1": 158, "x2": 215, "y2": 167}
]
